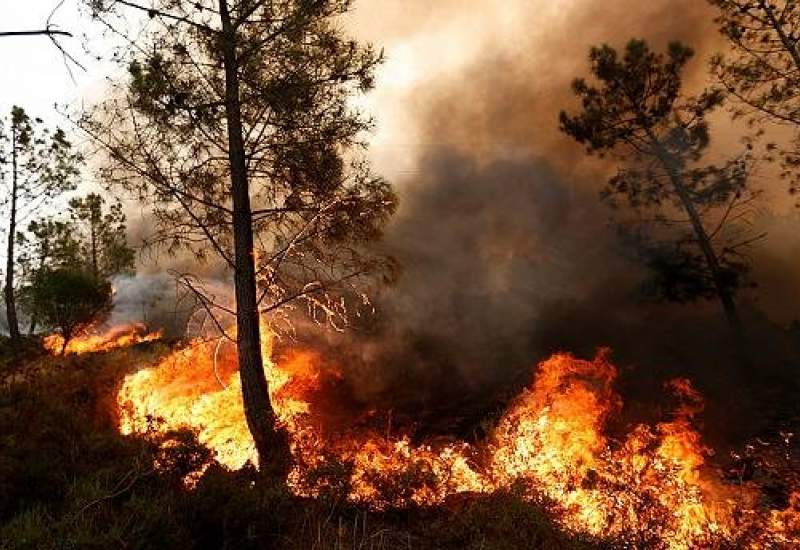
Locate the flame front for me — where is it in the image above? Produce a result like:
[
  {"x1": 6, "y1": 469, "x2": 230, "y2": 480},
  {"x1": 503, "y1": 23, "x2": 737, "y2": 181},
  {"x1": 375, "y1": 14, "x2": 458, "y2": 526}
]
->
[
  {"x1": 116, "y1": 333, "x2": 800, "y2": 548},
  {"x1": 44, "y1": 322, "x2": 163, "y2": 355}
]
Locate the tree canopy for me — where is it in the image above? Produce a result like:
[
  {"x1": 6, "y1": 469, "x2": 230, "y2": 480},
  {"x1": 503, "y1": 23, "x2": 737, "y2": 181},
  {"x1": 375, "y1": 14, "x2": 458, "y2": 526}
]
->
[
  {"x1": 28, "y1": 268, "x2": 113, "y2": 354},
  {"x1": 708, "y1": 0, "x2": 800, "y2": 200},
  {"x1": 560, "y1": 39, "x2": 760, "y2": 334},
  {"x1": 1, "y1": 106, "x2": 82, "y2": 343}
]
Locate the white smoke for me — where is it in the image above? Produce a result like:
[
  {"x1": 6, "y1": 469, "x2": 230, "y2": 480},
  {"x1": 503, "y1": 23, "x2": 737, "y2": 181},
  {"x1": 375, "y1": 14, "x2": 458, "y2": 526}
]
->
[{"x1": 110, "y1": 273, "x2": 193, "y2": 337}]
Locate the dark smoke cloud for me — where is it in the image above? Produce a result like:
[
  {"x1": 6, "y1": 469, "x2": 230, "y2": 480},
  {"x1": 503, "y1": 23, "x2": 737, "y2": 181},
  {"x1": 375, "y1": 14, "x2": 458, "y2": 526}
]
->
[
  {"x1": 287, "y1": 0, "x2": 800, "y2": 442},
  {"x1": 362, "y1": 153, "x2": 637, "y2": 388},
  {"x1": 285, "y1": 151, "x2": 641, "y2": 432},
  {"x1": 297, "y1": 146, "x2": 800, "y2": 443}
]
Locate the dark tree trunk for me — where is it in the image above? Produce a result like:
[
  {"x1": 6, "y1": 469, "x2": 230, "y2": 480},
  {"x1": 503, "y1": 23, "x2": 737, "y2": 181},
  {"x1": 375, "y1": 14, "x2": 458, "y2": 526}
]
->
[
  {"x1": 5, "y1": 125, "x2": 21, "y2": 343},
  {"x1": 90, "y1": 223, "x2": 98, "y2": 279},
  {"x1": 675, "y1": 183, "x2": 743, "y2": 332},
  {"x1": 28, "y1": 254, "x2": 45, "y2": 336},
  {"x1": 652, "y1": 141, "x2": 744, "y2": 337},
  {"x1": 219, "y1": 0, "x2": 289, "y2": 475}
]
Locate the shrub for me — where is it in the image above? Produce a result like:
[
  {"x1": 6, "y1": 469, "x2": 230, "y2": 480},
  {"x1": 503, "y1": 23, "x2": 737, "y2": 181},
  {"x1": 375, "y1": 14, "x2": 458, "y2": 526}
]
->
[{"x1": 27, "y1": 269, "x2": 112, "y2": 354}]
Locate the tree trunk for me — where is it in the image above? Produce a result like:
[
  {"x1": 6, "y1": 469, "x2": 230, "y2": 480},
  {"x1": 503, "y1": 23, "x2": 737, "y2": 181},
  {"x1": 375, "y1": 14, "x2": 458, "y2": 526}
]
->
[
  {"x1": 90, "y1": 223, "x2": 98, "y2": 279},
  {"x1": 674, "y1": 181, "x2": 743, "y2": 334},
  {"x1": 653, "y1": 144, "x2": 744, "y2": 336},
  {"x1": 28, "y1": 254, "x2": 45, "y2": 336},
  {"x1": 4, "y1": 124, "x2": 21, "y2": 343},
  {"x1": 219, "y1": 0, "x2": 289, "y2": 475}
]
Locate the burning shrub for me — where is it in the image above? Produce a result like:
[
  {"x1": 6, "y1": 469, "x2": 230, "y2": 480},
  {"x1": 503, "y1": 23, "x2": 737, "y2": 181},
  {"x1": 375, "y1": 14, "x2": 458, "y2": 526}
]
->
[
  {"x1": 154, "y1": 429, "x2": 215, "y2": 487},
  {"x1": 27, "y1": 268, "x2": 112, "y2": 355},
  {"x1": 351, "y1": 447, "x2": 441, "y2": 509},
  {"x1": 291, "y1": 451, "x2": 355, "y2": 505},
  {"x1": 1, "y1": 341, "x2": 588, "y2": 550},
  {"x1": 42, "y1": 322, "x2": 162, "y2": 356},
  {"x1": 115, "y1": 337, "x2": 800, "y2": 548}
]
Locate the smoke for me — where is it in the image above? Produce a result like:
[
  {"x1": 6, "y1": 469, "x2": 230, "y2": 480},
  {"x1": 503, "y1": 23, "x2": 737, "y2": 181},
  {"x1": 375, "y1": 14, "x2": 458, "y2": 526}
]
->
[
  {"x1": 109, "y1": 1, "x2": 800, "y2": 441},
  {"x1": 110, "y1": 273, "x2": 193, "y2": 338},
  {"x1": 288, "y1": 152, "x2": 641, "y2": 425},
  {"x1": 279, "y1": 0, "x2": 800, "y2": 441},
  {"x1": 352, "y1": 0, "x2": 723, "y2": 183}
]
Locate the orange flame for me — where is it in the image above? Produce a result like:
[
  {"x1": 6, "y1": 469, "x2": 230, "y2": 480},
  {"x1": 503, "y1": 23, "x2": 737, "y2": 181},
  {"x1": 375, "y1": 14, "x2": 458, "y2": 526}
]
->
[
  {"x1": 116, "y1": 333, "x2": 800, "y2": 548},
  {"x1": 44, "y1": 322, "x2": 163, "y2": 355}
]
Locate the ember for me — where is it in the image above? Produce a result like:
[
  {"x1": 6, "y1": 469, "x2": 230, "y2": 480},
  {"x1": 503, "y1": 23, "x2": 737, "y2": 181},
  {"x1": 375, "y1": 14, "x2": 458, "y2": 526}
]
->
[{"x1": 116, "y1": 330, "x2": 800, "y2": 548}]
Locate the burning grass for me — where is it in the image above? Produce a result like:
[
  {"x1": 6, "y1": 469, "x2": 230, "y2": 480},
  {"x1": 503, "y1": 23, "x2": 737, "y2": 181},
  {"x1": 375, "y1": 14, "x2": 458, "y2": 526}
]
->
[
  {"x1": 43, "y1": 322, "x2": 162, "y2": 356},
  {"x1": 116, "y1": 330, "x2": 800, "y2": 548}
]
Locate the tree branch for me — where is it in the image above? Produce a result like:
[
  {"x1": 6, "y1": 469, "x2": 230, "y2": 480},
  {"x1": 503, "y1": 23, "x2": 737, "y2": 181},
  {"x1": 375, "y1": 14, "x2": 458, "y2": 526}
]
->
[{"x1": 0, "y1": 29, "x2": 72, "y2": 37}]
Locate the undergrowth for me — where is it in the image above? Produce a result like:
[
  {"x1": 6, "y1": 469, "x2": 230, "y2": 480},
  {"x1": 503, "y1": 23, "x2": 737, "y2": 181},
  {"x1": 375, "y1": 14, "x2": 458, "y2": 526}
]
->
[{"x1": 0, "y1": 339, "x2": 590, "y2": 550}]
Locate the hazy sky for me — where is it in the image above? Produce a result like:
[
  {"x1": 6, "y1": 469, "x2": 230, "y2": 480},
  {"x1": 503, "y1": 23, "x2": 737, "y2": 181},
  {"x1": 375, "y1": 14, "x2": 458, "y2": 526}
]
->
[
  {"x1": 0, "y1": 0, "x2": 571, "y2": 179},
  {"x1": 0, "y1": 1, "x2": 98, "y2": 117}
]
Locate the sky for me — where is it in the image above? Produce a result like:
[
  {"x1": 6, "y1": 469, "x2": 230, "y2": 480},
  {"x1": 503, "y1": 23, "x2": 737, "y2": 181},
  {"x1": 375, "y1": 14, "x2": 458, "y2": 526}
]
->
[{"x1": 0, "y1": 1, "x2": 100, "y2": 118}]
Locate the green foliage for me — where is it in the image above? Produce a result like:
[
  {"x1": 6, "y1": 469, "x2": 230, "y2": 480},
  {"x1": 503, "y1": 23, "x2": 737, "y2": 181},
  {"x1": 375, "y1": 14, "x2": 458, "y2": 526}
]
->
[
  {"x1": 560, "y1": 40, "x2": 700, "y2": 154},
  {"x1": 19, "y1": 193, "x2": 135, "y2": 282},
  {"x1": 1, "y1": 107, "x2": 82, "y2": 202},
  {"x1": 27, "y1": 269, "x2": 112, "y2": 353},
  {"x1": 1, "y1": 106, "x2": 83, "y2": 341},
  {"x1": 17, "y1": 219, "x2": 82, "y2": 276},
  {"x1": 16, "y1": 193, "x2": 136, "y2": 336},
  {"x1": 68, "y1": 193, "x2": 135, "y2": 279},
  {"x1": 560, "y1": 39, "x2": 758, "y2": 309},
  {"x1": 16, "y1": 220, "x2": 83, "y2": 331}
]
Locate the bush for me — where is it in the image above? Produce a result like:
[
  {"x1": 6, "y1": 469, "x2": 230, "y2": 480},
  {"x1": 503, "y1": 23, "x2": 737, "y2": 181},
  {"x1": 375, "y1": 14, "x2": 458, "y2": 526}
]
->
[{"x1": 27, "y1": 269, "x2": 112, "y2": 354}]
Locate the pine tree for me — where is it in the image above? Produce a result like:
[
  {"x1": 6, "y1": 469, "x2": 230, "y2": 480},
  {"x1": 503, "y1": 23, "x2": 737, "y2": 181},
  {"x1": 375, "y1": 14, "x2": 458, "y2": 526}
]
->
[
  {"x1": 79, "y1": 0, "x2": 396, "y2": 470},
  {"x1": 560, "y1": 40, "x2": 760, "y2": 336},
  {"x1": 0, "y1": 107, "x2": 81, "y2": 344}
]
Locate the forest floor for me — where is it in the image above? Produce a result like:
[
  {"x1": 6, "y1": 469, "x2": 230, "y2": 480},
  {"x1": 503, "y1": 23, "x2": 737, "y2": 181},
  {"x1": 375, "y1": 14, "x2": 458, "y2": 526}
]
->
[{"x1": 0, "y1": 338, "x2": 592, "y2": 550}]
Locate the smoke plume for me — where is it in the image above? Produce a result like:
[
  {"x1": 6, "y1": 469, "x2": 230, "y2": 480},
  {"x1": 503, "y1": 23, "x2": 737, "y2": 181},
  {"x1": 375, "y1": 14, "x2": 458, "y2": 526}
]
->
[
  {"x1": 116, "y1": 0, "x2": 800, "y2": 443},
  {"x1": 281, "y1": 0, "x2": 800, "y2": 442}
]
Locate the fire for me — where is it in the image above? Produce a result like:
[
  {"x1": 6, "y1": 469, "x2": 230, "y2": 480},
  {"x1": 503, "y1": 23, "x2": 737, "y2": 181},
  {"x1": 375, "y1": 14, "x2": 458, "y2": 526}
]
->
[
  {"x1": 44, "y1": 322, "x2": 163, "y2": 355},
  {"x1": 116, "y1": 333, "x2": 800, "y2": 548}
]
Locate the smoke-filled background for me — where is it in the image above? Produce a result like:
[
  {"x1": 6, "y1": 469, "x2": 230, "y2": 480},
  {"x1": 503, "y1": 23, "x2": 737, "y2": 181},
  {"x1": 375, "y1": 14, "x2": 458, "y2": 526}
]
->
[
  {"x1": 299, "y1": 0, "x2": 800, "y2": 441},
  {"x1": 116, "y1": 0, "x2": 800, "y2": 444}
]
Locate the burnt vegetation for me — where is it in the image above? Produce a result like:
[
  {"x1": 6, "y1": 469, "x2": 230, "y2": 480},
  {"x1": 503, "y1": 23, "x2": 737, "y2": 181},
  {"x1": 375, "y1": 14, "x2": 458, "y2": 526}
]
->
[{"x1": 0, "y1": 344, "x2": 586, "y2": 549}]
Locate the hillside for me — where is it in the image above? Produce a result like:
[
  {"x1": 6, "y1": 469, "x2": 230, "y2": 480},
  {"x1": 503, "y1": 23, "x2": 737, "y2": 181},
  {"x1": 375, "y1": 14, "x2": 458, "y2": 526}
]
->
[{"x1": 0, "y1": 339, "x2": 590, "y2": 550}]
